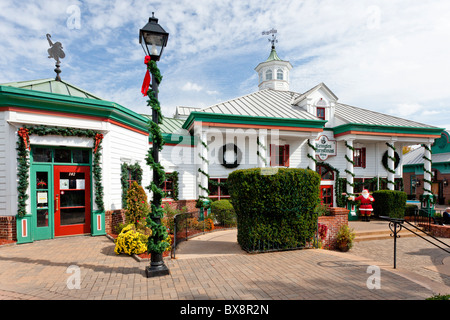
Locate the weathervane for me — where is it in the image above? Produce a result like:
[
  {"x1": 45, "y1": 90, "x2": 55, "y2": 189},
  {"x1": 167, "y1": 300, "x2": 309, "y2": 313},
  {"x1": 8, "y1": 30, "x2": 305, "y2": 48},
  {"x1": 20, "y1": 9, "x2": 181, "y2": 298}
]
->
[
  {"x1": 46, "y1": 34, "x2": 65, "y2": 81},
  {"x1": 262, "y1": 28, "x2": 278, "y2": 49}
]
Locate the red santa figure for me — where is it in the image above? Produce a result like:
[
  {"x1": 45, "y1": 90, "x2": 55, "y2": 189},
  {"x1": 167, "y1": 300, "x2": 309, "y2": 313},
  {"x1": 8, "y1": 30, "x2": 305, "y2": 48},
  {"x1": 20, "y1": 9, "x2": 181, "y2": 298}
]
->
[{"x1": 350, "y1": 189, "x2": 374, "y2": 222}]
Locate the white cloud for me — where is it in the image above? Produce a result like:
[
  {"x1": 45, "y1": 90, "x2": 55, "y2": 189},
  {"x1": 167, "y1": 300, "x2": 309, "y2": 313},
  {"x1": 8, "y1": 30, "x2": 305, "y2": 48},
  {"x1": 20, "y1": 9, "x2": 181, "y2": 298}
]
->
[
  {"x1": 181, "y1": 82, "x2": 203, "y2": 92},
  {"x1": 1, "y1": 0, "x2": 450, "y2": 128}
]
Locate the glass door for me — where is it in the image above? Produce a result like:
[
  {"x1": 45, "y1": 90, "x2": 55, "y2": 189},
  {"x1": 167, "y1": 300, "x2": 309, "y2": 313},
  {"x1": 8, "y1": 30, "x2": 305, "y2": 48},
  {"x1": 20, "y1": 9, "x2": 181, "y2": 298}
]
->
[
  {"x1": 54, "y1": 166, "x2": 91, "y2": 236},
  {"x1": 31, "y1": 164, "x2": 53, "y2": 240}
]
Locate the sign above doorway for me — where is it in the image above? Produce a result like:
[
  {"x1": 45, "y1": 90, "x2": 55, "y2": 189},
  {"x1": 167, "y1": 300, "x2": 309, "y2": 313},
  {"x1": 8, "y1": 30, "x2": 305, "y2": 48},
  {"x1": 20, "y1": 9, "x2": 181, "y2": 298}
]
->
[{"x1": 315, "y1": 135, "x2": 337, "y2": 161}]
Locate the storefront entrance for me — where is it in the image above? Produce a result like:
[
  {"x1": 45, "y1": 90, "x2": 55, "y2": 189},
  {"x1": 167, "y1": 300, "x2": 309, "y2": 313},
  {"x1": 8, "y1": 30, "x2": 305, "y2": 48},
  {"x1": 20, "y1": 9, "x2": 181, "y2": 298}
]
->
[
  {"x1": 29, "y1": 147, "x2": 92, "y2": 241},
  {"x1": 54, "y1": 166, "x2": 91, "y2": 236}
]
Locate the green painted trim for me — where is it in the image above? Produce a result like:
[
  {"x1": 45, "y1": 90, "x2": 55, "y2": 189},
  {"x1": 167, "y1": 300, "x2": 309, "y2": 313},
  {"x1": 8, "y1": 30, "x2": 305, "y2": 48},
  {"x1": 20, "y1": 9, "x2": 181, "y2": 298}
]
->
[
  {"x1": 182, "y1": 111, "x2": 326, "y2": 130},
  {"x1": 404, "y1": 162, "x2": 450, "y2": 175},
  {"x1": 333, "y1": 122, "x2": 444, "y2": 137},
  {"x1": 30, "y1": 164, "x2": 54, "y2": 241},
  {"x1": 431, "y1": 131, "x2": 450, "y2": 154},
  {"x1": 0, "y1": 85, "x2": 150, "y2": 133},
  {"x1": 91, "y1": 210, "x2": 106, "y2": 236}
]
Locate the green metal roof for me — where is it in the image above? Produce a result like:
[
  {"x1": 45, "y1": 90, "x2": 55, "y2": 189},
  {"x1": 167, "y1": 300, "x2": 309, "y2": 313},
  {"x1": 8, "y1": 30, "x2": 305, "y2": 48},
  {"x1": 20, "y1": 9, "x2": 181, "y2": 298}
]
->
[
  {"x1": 0, "y1": 84, "x2": 150, "y2": 133},
  {"x1": 142, "y1": 115, "x2": 184, "y2": 134},
  {"x1": 0, "y1": 78, "x2": 103, "y2": 100},
  {"x1": 266, "y1": 47, "x2": 282, "y2": 62}
]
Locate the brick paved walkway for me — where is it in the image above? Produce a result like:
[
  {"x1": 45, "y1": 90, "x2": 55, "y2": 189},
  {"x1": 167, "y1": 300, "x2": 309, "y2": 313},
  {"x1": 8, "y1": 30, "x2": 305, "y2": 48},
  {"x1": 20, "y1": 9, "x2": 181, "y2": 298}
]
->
[{"x1": 0, "y1": 234, "x2": 445, "y2": 300}]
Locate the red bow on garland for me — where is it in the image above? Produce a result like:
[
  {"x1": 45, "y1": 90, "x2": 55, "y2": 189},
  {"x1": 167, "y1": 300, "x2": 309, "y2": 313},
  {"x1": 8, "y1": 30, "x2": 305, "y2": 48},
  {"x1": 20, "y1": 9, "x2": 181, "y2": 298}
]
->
[
  {"x1": 141, "y1": 55, "x2": 151, "y2": 96},
  {"x1": 18, "y1": 127, "x2": 30, "y2": 150},
  {"x1": 94, "y1": 133, "x2": 103, "y2": 153}
]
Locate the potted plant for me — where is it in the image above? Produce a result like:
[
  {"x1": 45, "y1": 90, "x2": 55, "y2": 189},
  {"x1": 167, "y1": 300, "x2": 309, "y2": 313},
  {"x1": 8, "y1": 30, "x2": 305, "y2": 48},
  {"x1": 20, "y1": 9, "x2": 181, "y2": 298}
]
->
[{"x1": 336, "y1": 225, "x2": 356, "y2": 252}]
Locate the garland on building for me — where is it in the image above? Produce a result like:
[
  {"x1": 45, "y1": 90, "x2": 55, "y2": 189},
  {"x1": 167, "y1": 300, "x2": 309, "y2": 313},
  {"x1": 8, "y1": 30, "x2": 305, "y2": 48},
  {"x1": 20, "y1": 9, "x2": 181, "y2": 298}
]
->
[
  {"x1": 382, "y1": 142, "x2": 398, "y2": 188},
  {"x1": 16, "y1": 125, "x2": 104, "y2": 218},
  {"x1": 256, "y1": 137, "x2": 268, "y2": 166},
  {"x1": 422, "y1": 144, "x2": 433, "y2": 194},
  {"x1": 164, "y1": 171, "x2": 179, "y2": 201},
  {"x1": 143, "y1": 56, "x2": 169, "y2": 254},
  {"x1": 344, "y1": 141, "x2": 356, "y2": 189},
  {"x1": 196, "y1": 136, "x2": 211, "y2": 208},
  {"x1": 121, "y1": 162, "x2": 143, "y2": 209}
]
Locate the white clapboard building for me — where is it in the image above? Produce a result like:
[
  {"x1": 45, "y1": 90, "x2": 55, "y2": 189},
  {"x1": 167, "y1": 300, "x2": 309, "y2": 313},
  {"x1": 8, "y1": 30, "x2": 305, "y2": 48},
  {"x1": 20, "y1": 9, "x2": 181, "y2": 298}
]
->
[{"x1": 0, "y1": 44, "x2": 443, "y2": 243}]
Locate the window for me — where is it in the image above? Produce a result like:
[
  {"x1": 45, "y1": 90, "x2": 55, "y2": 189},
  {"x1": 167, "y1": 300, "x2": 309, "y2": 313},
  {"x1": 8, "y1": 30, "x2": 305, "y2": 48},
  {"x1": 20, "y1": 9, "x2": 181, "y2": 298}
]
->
[
  {"x1": 354, "y1": 177, "x2": 378, "y2": 193},
  {"x1": 126, "y1": 169, "x2": 137, "y2": 188},
  {"x1": 270, "y1": 144, "x2": 290, "y2": 167},
  {"x1": 353, "y1": 148, "x2": 366, "y2": 168},
  {"x1": 163, "y1": 173, "x2": 174, "y2": 199},
  {"x1": 317, "y1": 107, "x2": 325, "y2": 120},
  {"x1": 316, "y1": 165, "x2": 334, "y2": 180},
  {"x1": 208, "y1": 178, "x2": 229, "y2": 200},
  {"x1": 32, "y1": 148, "x2": 52, "y2": 162},
  {"x1": 266, "y1": 69, "x2": 272, "y2": 80},
  {"x1": 277, "y1": 69, "x2": 283, "y2": 80},
  {"x1": 31, "y1": 147, "x2": 90, "y2": 164}
]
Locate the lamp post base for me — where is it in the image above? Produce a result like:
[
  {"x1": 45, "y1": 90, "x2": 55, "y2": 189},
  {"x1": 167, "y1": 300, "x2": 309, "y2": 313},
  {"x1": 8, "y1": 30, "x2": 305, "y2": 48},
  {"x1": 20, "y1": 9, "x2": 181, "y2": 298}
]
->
[
  {"x1": 145, "y1": 252, "x2": 170, "y2": 278},
  {"x1": 145, "y1": 264, "x2": 170, "y2": 278}
]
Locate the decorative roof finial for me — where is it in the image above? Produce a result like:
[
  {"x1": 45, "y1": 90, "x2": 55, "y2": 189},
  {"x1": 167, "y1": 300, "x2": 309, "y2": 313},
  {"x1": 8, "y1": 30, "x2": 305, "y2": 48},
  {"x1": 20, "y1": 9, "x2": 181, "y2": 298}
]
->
[
  {"x1": 46, "y1": 34, "x2": 65, "y2": 81},
  {"x1": 262, "y1": 28, "x2": 278, "y2": 49}
]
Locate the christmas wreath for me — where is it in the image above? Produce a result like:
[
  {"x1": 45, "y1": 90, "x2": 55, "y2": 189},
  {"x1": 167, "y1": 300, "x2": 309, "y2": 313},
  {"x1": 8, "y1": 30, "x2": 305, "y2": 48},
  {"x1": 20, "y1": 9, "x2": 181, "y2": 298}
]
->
[
  {"x1": 218, "y1": 143, "x2": 242, "y2": 169},
  {"x1": 382, "y1": 151, "x2": 400, "y2": 172}
]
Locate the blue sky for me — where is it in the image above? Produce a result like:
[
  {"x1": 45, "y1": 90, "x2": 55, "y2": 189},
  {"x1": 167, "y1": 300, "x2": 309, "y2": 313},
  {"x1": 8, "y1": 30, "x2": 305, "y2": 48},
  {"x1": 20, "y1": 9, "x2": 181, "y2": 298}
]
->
[{"x1": 1, "y1": 0, "x2": 450, "y2": 130}]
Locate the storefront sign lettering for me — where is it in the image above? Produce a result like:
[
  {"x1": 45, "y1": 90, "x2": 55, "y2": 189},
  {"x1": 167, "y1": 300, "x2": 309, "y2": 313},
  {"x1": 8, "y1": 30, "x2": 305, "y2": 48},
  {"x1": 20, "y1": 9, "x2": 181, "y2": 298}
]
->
[{"x1": 315, "y1": 135, "x2": 337, "y2": 161}]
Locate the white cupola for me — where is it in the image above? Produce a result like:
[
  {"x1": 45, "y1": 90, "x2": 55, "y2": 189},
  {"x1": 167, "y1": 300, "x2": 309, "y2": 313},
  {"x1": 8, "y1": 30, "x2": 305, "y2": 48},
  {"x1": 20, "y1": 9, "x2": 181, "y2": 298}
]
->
[{"x1": 254, "y1": 44, "x2": 292, "y2": 91}]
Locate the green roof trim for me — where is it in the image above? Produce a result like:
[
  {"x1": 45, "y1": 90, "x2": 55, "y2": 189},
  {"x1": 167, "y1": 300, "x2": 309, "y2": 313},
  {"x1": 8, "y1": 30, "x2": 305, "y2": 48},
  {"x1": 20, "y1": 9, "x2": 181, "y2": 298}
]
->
[
  {"x1": 182, "y1": 111, "x2": 327, "y2": 131},
  {"x1": 333, "y1": 122, "x2": 444, "y2": 137},
  {"x1": 0, "y1": 85, "x2": 150, "y2": 133}
]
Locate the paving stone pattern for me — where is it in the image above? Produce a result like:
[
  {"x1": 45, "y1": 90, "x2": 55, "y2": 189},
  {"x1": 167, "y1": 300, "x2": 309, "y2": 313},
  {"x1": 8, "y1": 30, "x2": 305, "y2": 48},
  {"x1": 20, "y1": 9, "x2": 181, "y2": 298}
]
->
[{"x1": 0, "y1": 235, "x2": 440, "y2": 300}]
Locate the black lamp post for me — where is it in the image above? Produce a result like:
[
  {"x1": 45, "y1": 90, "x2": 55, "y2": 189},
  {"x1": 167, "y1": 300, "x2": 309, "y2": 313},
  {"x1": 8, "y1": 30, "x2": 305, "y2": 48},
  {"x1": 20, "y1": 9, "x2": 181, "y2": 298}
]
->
[{"x1": 140, "y1": 13, "x2": 170, "y2": 278}]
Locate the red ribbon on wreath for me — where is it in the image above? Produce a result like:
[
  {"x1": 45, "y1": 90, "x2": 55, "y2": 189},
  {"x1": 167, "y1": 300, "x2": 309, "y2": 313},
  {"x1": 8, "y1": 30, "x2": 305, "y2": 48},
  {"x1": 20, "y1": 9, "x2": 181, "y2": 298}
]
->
[
  {"x1": 18, "y1": 127, "x2": 30, "y2": 150},
  {"x1": 94, "y1": 133, "x2": 103, "y2": 153},
  {"x1": 141, "y1": 55, "x2": 151, "y2": 96}
]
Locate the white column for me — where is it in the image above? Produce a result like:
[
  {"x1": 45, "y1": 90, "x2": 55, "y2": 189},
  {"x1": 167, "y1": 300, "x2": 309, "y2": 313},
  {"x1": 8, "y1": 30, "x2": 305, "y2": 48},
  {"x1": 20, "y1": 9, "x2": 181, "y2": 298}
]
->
[
  {"x1": 308, "y1": 137, "x2": 316, "y2": 171},
  {"x1": 200, "y1": 130, "x2": 209, "y2": 198},
  {"x1": 387, "y1": 142, "x2": 395, "y2": 190},
  {"x1": 423, "y1": 143, "x2": 432, "y2": 195},
  {"x1": 346, "y1": 139, "x2": 354, "y2": 195},
  {"x1": 258, "y1": 129, "x2": 267, "y2": 167}
]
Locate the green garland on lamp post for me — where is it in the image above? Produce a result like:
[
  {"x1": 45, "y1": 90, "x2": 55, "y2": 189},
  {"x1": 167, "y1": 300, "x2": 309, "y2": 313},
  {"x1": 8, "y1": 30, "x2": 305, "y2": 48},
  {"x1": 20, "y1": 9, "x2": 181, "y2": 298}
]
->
[{"x1": 144, "y1": 58, "x2": 170, "y2": 258}]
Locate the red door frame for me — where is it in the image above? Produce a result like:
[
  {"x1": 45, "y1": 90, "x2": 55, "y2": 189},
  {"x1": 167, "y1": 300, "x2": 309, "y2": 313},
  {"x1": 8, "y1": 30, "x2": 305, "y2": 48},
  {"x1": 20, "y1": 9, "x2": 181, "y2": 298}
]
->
[
  {"x1": 320, "y1": 185, "x2": 333, "y2": 206},
  {"x1": 54, "y1": 165, "x2": 91, "y2": 236}
]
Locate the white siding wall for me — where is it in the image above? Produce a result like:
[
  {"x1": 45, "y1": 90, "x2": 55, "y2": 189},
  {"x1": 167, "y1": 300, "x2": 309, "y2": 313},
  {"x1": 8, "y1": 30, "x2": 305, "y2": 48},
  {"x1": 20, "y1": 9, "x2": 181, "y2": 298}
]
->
[
  {"x1": 107, "y1": 124, "x2": 150, "y2": 210},
  {"x1": 160, "y1": 144, "x2": 197, "y2": 201},
  {"x1": 0, "y1": 112, "x2": 8, "y2": 216}
]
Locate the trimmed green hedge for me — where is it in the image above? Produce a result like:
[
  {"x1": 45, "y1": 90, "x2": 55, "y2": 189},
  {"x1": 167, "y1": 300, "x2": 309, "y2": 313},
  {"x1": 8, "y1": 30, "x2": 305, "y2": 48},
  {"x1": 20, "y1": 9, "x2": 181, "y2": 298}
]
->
[
  {"x1": 211, "y1": 199, "x2": 236, "y2": 227},
  {"x1": 372, "y1": 190, "x2": 407, "y2": 218},
  {"x1": 227, "y1": 168, "x2": 320, "y2": 252}
]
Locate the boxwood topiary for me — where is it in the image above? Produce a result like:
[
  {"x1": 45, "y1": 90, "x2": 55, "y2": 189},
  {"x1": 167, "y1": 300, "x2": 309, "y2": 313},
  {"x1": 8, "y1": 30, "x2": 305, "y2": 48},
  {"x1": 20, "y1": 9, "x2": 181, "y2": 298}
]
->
[
  {"x1": 372, "y1": 190, "x2": 407, "y2": 218},
  {"x1": 227, "y1": 168, "x2": 321, "y2": 252},
  {"x1": 211, "y1": 199, "x2": 236, "y2": 227}
]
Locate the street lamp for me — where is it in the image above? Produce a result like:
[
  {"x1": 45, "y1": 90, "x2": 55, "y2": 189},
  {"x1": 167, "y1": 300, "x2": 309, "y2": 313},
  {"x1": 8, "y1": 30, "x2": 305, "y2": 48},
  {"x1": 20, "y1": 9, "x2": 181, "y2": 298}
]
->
[
  {"x1": 140, "y1": 13, "x2": 170, "y2": 278},
  {"x1": 139, "y1": 12, "x2": 169, "y2": 62}
]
